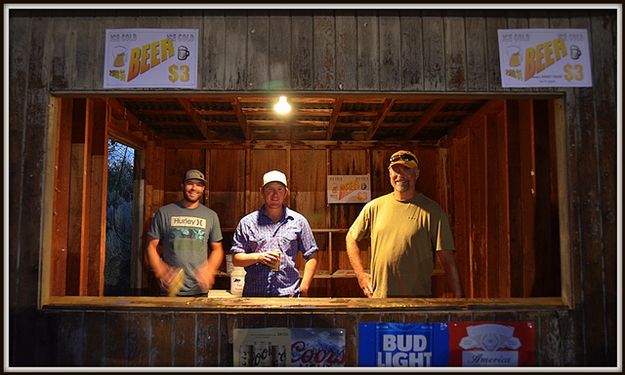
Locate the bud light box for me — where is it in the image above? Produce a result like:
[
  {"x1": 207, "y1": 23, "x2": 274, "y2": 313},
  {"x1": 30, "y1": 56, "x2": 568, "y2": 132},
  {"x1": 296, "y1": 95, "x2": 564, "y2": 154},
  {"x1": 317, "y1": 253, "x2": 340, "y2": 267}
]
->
[
  {"x1": 291, "y1": 328, "x2": 345, "y2": 367},
  {"x1": 358, "y1": 322, "x2": 449, "y2": 367}
]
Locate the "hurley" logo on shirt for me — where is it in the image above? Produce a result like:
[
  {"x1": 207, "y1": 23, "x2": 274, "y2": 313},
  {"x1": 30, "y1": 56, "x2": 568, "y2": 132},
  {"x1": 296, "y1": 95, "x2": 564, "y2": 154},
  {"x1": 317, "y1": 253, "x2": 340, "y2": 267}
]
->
[{"x1": 171, "y1": 216, "x2": 206, "y2": 229}]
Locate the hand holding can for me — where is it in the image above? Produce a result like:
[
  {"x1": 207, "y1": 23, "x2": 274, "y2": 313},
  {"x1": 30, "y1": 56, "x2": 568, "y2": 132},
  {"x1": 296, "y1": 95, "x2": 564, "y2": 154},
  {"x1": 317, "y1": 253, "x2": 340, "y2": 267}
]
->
[{"x1": 269, "y1": 250, "x2": 281, "y2": 271}]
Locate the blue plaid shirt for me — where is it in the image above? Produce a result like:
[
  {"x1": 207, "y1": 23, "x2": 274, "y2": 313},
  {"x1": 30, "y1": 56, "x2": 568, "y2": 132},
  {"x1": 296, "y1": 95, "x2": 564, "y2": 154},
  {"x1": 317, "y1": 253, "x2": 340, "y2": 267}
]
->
[{"x1": 230, "y1": 206, "x2": 318, "y2": 297}]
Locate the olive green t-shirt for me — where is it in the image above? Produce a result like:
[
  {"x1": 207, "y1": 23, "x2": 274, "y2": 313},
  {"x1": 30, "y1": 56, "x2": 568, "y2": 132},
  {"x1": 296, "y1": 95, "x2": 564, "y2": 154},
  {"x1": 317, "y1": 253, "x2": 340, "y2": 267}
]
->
[{"x1": 348, "y1": 193, "x2": 455, "y2": 298}]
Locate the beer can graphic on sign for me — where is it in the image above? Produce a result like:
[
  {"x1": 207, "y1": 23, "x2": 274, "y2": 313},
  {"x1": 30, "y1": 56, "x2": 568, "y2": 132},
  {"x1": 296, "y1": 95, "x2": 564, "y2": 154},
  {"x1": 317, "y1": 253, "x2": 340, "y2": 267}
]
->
[
  {"x1": 271, "y1": 344, "x2": 287, "y2": 366},
  {"x1": 238, "y1": 344, "x2": 253, "y2": 367},
  {"x1": 253, "y1": 341, "x2": 271, "y2": 367}
]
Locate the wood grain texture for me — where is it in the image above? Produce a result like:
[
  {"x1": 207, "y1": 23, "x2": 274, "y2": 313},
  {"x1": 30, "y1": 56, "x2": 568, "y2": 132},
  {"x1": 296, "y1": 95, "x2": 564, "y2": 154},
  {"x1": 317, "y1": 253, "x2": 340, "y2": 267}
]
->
[
  {"x1": 313, "y1": 10, "x2": 336, "y2": 90},
  {"x1": 291, "y1": 11, "x2": 313, "y2": 90},
  {"x1": 335, "y1": 10, "x2": 357, "y2": 90}
]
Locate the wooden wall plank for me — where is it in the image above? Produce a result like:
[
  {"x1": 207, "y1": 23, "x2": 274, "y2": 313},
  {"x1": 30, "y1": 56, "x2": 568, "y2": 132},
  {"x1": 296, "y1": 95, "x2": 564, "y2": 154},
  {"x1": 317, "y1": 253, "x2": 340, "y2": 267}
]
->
[
  {"x1": 163, "y1": 148, "x2": 205, "y2": 205},
  {"x1": 55, "y1": 311, "x2": 84, "y2": 365},
  {"x1": 517, "y1": 100, "x2": 536, "y2": 297},
  {"x1": 335, "y1": 10, "x2": 357, "y2": 90},
  {"x1": 484, "y1": 12, "x2": 507, "y2": 92},
  {"x1": 533, "y1": 100, "x2": 561, "y2": 296},
  {"x1": 589, "y1": 10, "x2": 617, "y2": 365},
  {"x1": 246, "y1": 148, "x2": 288, "y2": 212},
  {"x1": 8, "y1": 11, "x2": 31, "y2": 315},
  {"x1": 70, "y1": 11, "x2": 97, "y2": 89},
  {"x1": 247, "y1": 11, "x2": 269, "y2": 90},
  {"x1": 196, "y1": 313, "x2": 220, "y2": 366},
  {"x1": 449, "y1": 129, "x2": 471, "y2": 297},
  {"x1": 313, "y1": 10, "x2": 336, "y2": 90},
  {"x1": 66, "y1": 99, "x2": 87, "y2": 295},
  {"x1": 49, "y1": 16, "x2": 70, "y2": 89},
  {"x1": 50, "y1": 99, "x2": 73, "y2": 296},
  {"x1": 422, "y1": 10, "x2": 444, "y2": 91},
  {"x1": 356, "y1": 10, "x2": 379, "y2": 90},
  {"x1": 464, "y1": 11, "x2": 488, "y2": 91},
  {"x1": 150, "y1": 312, "x2": 173, "y2": 366},
  {"x1": 83, "y1": 311, "x2": 107, "y2": 366},
  {"x1": 399, "y1": 10, "x2": 422, "y2": 90},
  {"x1": 209, "y1": 148, "x2": 246, "y2": 229},
  {"x1": 290, "y1": 149, "x2": 327, "y2": 227},
  {"x1": 105, "y1": 312, "x2": 128, "y2": 366},
  {"x1": 569, "y1": 11, "x2": 610, "y2": 365},
  {"x1": 203, "y1": 10, "x2": 226, "y2": 89},
  {"x1": 444, "y1": 11, "x2": 466, "y2": 91},
  {"x1": 86, "y1": 99, "x2": 108, "y2": 296},
  {"x1": 379, "y1": 10, "x2": 401, "y2": 91},
  {"x1": 126, "y1": 312, "x2": 150, "y2": 366},
  {"x1": 291, "y1": 11, "x2": 313, "y2": 90},
  {"x1": 486, "y1": 111, "x2": 510, "y2": 297},
  {"x1": 468, "y1": 118, "x2": 488, "y2": 297},
  {"x1": 269, "y1": 10, "x2": 291, "y2": 89},
  {"x1": 15, "y1": 12, "x2": 52, "y2": 317},
  {"x1": 172, "y1": 313, "x2": 196, "y2": 366},
  {"x1": 224, "y1": 11, "x2": 247, "y2": 90}
]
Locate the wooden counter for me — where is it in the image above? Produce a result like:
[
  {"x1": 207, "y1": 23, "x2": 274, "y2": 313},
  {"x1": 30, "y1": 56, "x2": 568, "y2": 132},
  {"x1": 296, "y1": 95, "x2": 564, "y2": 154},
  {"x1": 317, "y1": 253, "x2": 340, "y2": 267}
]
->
[{"x1": 43, "y1": 294, "x2": 567, "y2": 312}]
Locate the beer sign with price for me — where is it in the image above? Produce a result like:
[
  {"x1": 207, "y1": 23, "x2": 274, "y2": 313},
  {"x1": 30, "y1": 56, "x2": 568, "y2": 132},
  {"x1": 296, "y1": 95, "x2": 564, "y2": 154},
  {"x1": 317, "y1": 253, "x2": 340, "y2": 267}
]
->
[
  {"x1": 103, "y1": 28, "x2": 198, "y2": 88},
  {"x1": 498, "y1": 29, "x2": 592, "y2": 88}
]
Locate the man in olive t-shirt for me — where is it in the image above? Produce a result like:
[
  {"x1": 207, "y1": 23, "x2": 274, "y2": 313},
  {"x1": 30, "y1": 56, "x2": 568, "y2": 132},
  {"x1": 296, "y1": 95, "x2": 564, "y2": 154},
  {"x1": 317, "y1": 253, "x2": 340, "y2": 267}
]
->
[{"x1": 346, "y1": 150, "x2": 464, "y2": 298}]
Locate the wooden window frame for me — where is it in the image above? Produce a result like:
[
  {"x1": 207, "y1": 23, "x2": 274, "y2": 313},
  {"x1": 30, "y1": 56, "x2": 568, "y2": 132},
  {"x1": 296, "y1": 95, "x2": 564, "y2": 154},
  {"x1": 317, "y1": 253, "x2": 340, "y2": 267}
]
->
[{"x1": 39, "y1": 93, "x2": 573, "y2": 310}]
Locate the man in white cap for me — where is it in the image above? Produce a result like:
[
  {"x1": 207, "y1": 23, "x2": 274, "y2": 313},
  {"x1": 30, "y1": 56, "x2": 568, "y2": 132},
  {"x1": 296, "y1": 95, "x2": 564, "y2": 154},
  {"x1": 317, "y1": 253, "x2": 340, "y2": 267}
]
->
[
  {"x1": 146, "y1": 169, "x2": 224, "y2": 296},
  {"x1": 230, "y1": 170, "x2": 318, "y2": 297},
  {"x1": 346, "y1": 150, "x2": 463, "y2": 298}
]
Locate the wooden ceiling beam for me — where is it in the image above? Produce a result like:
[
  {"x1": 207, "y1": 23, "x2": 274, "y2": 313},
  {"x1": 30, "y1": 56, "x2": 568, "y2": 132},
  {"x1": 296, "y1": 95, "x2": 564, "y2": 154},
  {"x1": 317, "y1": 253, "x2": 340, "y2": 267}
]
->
[
  {"x1": 177, "y1": 98, "x2": 213, "y2": 140},
  {"x1": 326, "y1": 98, "x2": 342, "y2": 140},
  {"x1": 366, "y1": 98, "x2": 395, "y2": 140},
  {"x1": 231, "y1": 97, "x2": 250, "y2": 140},
  {"x1": 403, "y1": 99, "x2": 448, "y2": 139}
]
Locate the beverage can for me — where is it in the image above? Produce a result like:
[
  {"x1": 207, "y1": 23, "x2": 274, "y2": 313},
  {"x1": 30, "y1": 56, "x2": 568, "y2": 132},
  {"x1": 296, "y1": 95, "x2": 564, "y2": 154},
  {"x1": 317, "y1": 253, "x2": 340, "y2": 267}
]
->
[
  {"x1": 270, "y1": 250, "x2": 281, "y2": 271},
  {"x1": 253, "y1": 341, "x2": 271, "y2": 367},
  {"x1": 271, "y1": 344, "x2": 287, "y2": 366},
  {"x1": 239, "y1": 344, "x2": 253, "y2": 367}
]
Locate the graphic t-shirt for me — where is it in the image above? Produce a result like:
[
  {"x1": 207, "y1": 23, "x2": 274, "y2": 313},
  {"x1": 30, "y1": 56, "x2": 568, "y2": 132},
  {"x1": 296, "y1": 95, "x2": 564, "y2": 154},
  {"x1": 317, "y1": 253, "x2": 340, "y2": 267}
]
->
[{"x1": 147, "y1": 201, "x2": 223, "y2": 296}]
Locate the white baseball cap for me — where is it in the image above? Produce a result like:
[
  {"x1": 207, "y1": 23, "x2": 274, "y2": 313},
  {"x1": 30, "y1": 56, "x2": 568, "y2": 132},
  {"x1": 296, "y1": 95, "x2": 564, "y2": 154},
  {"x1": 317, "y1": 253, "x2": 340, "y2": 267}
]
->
[{"x1": 262, "y1": 170, "x2": 287, "y2": 187}]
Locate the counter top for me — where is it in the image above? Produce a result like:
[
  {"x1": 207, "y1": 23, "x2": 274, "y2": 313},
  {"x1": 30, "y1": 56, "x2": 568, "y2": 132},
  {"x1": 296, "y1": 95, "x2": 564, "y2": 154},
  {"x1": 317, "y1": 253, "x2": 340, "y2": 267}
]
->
[{"x1": 43, "y1": 295, "x2": 568, "y2": 312}]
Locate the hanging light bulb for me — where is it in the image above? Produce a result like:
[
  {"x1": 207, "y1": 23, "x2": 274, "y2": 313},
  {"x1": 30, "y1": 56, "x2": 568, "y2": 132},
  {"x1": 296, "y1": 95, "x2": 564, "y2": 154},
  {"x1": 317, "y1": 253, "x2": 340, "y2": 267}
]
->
[{"x1": 274, "y1": 96, "x2": 291, "y2": 114}]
